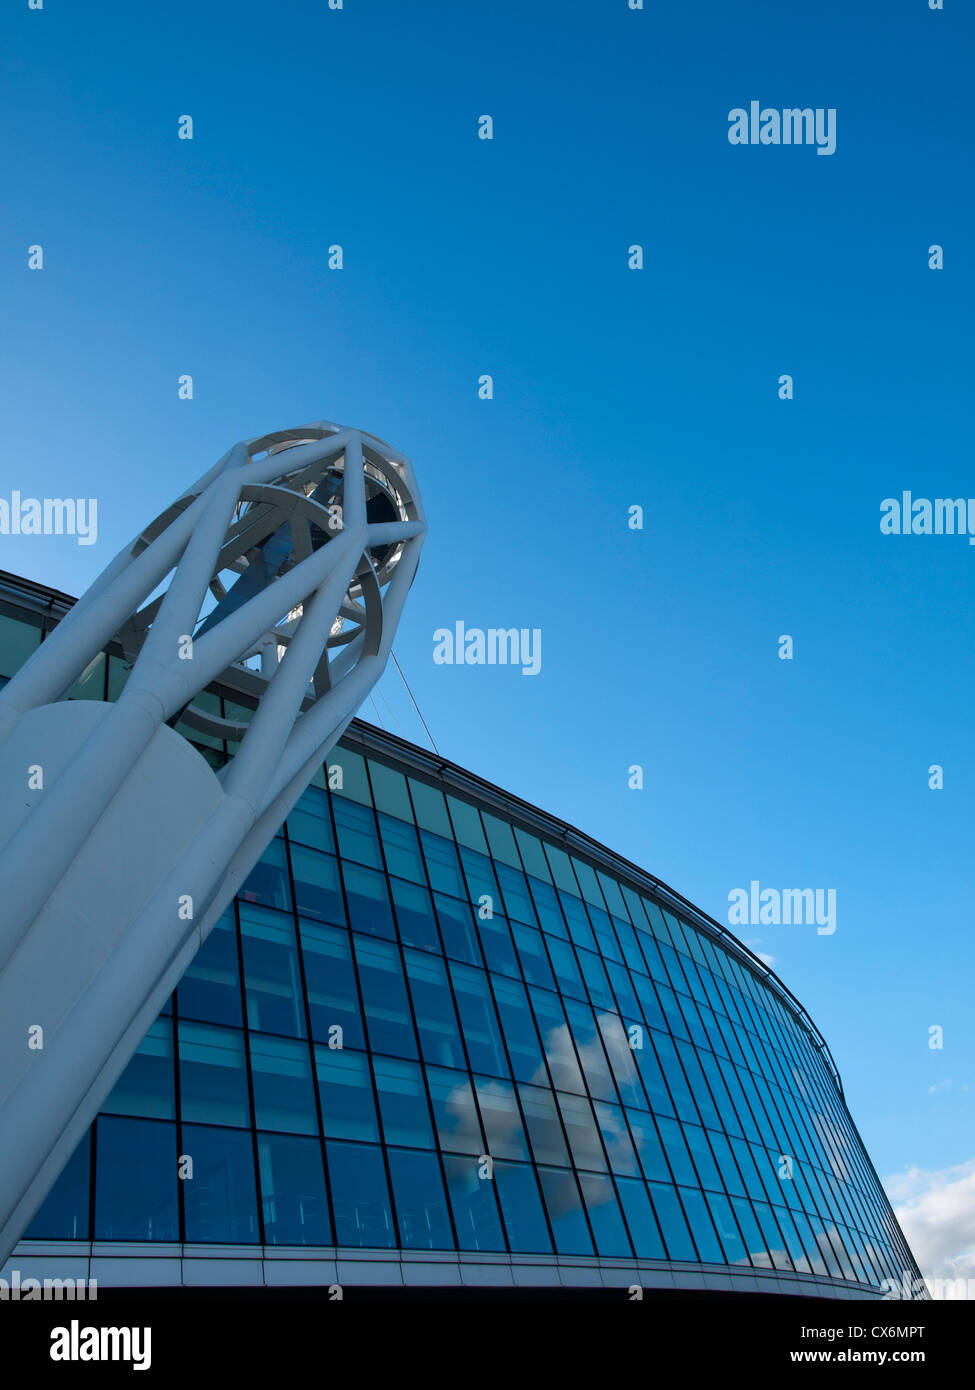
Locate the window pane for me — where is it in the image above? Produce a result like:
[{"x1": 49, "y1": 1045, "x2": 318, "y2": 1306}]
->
[
  {"x1": 648, "y1": 1181, "x2": 697, "y2": 1261},
  {"x1": 680, "y1": 1186, "x2": 724, "y2": 1263},
  {"x1": 25, "y1": 1133, "x2": 90, "y2": 1240},
  {"x1": 333, "y1": 796, "x2": 382, "y2": 868},
  {"x1": 239, "y1": 905, "x2": 306, "y2": 1038},
  {"x1": 342, "y1": 862, "x2": 395, "y2": 939},
  {"x1": 354, "y1": 935, "x2": 417, "y2": 1058},
  {"x1": 493, "y1": 977, "x2": 545, "y2": 1083},
  {"x1": 258, "y1": 1133, "x2": 331, "y2": 1245},
  {"x1": 494, "y1": 1161, "x2": 552, "y2": 1253},
  {"x1": 388, "y1": 1148, "x2": 453, "y2": 1250},
  {"x1": 519, "y1": 1084, "x2": 570, "y2": 1167},
  {"x1": 530, "y1": 988, "x2": 585, "y2": 1093},
  {"x1": 404, "y1": 949, "x2": 465, "y2": 1069},
  {"x1": 94, "y1": 1117, "x2": 178, "y2": 1242},
  {"x1": 299, "y1": 919, "x2": 364, "y2": 1049},
  {"x1": 239, "y1": 838, "x2": 292, "y2": 913},
  {"x1": 374, "y1": 1056, "x2": 433, "y2": 1147},
  {"x1": 443, "y1": 1154, "x2": 506, "y2": 1251},
  {"x1": 615, "y1": 1176, "x2": 665, "y2": 1259},
  {"x1": 408, "y1": 778, "x2": 451, "y2": 835},
  {"x1": 594, "y1": 1100, "x2": 641, "y2": 1176},
  {"x1": 434, "y1": 893, "x2": 481, "y2": 966},
  {"x1": 329, "y1": 746, "x2": 372, "y2": 804},
  {"x1": 378, "y1": 814, "x2": 425, "y2": 882},
  {"x1": 103, "y1": 1018, "x2": 174, "y2": 1120},
  {"x1": 177, "y1": 909, "x2": 242, "y2": 1026},
  {"x1": 368, "y1": 761, "x2": 414, "y2": 821},
  {"x1": 557, "y1": 1091, "x2": 608, "y2": 1172},
  {"x1": 390, "y1": 877, "x2": 441, "y2": 952},
  {"x1": 290, "y1": 846, "x2": 346, "y2": 926},
  {"x1": 538, "y1": 1168, "x2": 593, "y2": 1255},
  {"x1": 449, "y1": 962, "x2": 509, "y2": 1076},
  {"x1": 250, "y1": 1033, "x2": 317, "y2": 1134},
  {"x1": 512, "y1": 924, "x2": 556, "y2": 990},
  {"x1": 179, "y1": 1022, "x2": 250, "y2": 1127},
  {"x1": 426, "y1": 1065, "x2": 484, "y2": 1155},
  {"x1": 285, "y1": 787, "x2": 335, "y2": 853},
  {"x1": 326, "y1": 1140, "x2": 395, "y2": 1248},
  {"x1": 580, "y1": 1171, "x2": 632, "y2": 1256},
  {"x1": 316, "y1": 1046, "x2": 380, "y2": 1142},
  {"x1": 473, "y1": 1077, "x2": 530, "y2": 1160},
  {"x1": 0, "y1": 612, "x2": 41, "y2": 677},
  {"x1": 182, "y1": 1123, "x2": 259, "y2": 1243}
]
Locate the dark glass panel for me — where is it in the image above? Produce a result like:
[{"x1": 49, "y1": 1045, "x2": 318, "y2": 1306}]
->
[
  {"x1": 326, "y1": 1140, "x2": 395, "y2": 1248},
  {"x1": 94, "y1": 1118, "x2": 178, "y2": 1242},
  {"x1": 258, "y1": 1133, "x2": 330, "y2": 1245}
]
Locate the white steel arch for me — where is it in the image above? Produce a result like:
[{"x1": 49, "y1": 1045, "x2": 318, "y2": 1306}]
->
[{"x1": 0, "y1": 421, "x2": 426, "y2": 1264}]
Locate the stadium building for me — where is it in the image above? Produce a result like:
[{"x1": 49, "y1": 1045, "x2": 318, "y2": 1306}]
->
[{"x1": 0, "y1": 569, "x2": 924, "y2": 1298}]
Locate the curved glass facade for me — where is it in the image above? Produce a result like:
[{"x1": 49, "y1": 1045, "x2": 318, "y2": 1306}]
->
[{"x1": 1, "y1": 574, "x2": 924, "y2": 1296}]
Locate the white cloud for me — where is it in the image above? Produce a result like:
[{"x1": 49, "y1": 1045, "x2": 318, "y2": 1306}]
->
[{"x1": 884, "y1": 1158, "x2": 975, "y2": 1295}]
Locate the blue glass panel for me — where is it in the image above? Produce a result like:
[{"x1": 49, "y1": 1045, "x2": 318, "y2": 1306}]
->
[
  {"x1": 657, "y1": 1115, "x2": 697, "y2": 1186},
  {"x1": 354, "y1": 935, "x2": 417, "y2": 1058},
  {"x1": 389, "y1": 876, "x2": 440, "y2": 952},
  {"x1": 434, "y1": 893, "x2": 482, "y2": 965},
  {"x1": 404, "y1": 949, "x2": 465, "y2": 1069},
  {"x1": 476, "y1": 911, "x2": 520, "y2": 977},
  {"x1": 387, "y1": 1147, "x2": 453, "y2": 1250},
  {"x1": 519, "y1": 1083, "x2": 570, "y2": 1166},
  {"x1": 178, "y1": 1022, "x2": 250, "y2": 1127},
  {"x1": 94, "y1": 1118, "x2": 178, "y2": 1241},
  {"x1": 25, "y1": 1133, "x2": 90, "y2": 1240},
  {"x1": 755, "y1": 1201, "x2": 796, "y2": 1271},
  {"x1": 615, "y1": 1176, "x2": 666, "y2": 1259},
  {"x1": 443, "y1": 1154, "x2": 506, "y2": 1251},
  {"x1": 558, "y1": 892, "x2": 597, "y2": 951},
  {"x1": 675, "y1": 1039, "x2": 722, "y2": 1130},
  {"x1": 458, "y1": 845, "x2": 499, "y2": 909},
  {"x1": 299, "y1": 919, "x2": 364, "y2": 1049},
  {"x1": 529, "y1": 987, "x2": 585, "y2": 1093},
  {"x1": 426, "y1": 1065, "x2": 484, "y2": 1155},
  {"x1": 679, "y1": 1186, "x2": 724, "y2": 1263},
  {"x1": 473, "y1": 1076, "x2": 530, "y2": 1160},
  {"x1": 512, "y1": 923, "x2": 557, "y2": 990},
  {"x1": 597, "y1": 1011, "x2": 647, "y2": 1108},
  {"x1": 342, "y1": 861, "x2": 396, "y2": 939},
  {"x1": 494, "y1": 1161, "x2": 553, "y2": 1253},
  {"x1": 326, "y1": 1140, "x2": 395, "y2": 1248},
  {"x1": 178, "y1": 910, "x2": 242, "y2": 1027},
  {"x1": 103, "y1": 1018, "x2": 174, "y2": 1120},
  {"x1": 580, "y1": 1172, "x2": 632, "y2": 1256},
  {"x1": 708, "y1": 1128, "x2": 747, "y2": 1196},
  {"x1": 369, "y1": 763, "x2": 414, "y2": 821},
  {"x1": 315, "y1": 1046, "x2": 380, "y2": 1142},
  {"x1": 586, "y1": 906, "x2": 624, "y2": 964},
  {"x1": 527, "y1": 877, "x2": 569, "y2": 939},
  {"x1": 239, "y1": 905, "x2": 307, "y2": 1038},
  {"x1": 648, "y1": 1182, "x2": 697, "y2": 1261},
  {"x1": 286, "y1": 787, "x2": 335, "y2": 853},
  {"x1": 258, "y1": 1133, "x2": 331, "y2": 1245},
  {"x1": 546, "y1": 936, "x2": 587, "y2": 1000},
  {"x1": 408, "y1": 778, "x2": 452, "y2": 835},
  {"x1": 448, "y1": 962, "x2": 509, "y2": 1076},
  {"x1": 494, "y1": 862, "x2": 537, "y2": 926},
  {"x1": 605, "y1": 959, "x2": 642, "y2": 1019},
  {"x1": 625, "y1": 1110, "x2": 671, "y2": 1182},
  {"x1": 557, "y1": 1091, "x2": 608, "y2": 1171},
  {"x1": 374, "y1": 1055, "x2": 433, "y2": 1147},
  {"x1": 707, "y1": 1190, "x2": 749, "y2": 1264},
  {"x1": 249, "y1": 1033, "x2": 318, "y2": 1135},
  {"x1": 290, "y1": 846, "x2": 347, "y2": 925},
  {"x1": 593, "y1": 1100, "x2": 641, "y2": 1176},
  {"x1": 493, "y1": 976, "x2": 546, "y2": 1083},
  {"x1": 420, "y1": 829, "x2": 466, "y2": 896},
  {"x1": 683, "y1": 1123, "x2": 723, "y2": 1191},
  {"x1": 563, "y1": 998, "x2": 618, "y2": 1102},
  {"x1": 653, "y1": 1031, "x2": 699, "y2": 1122},
  {"x1": 377, "y1": 813, "x2": 425, "y2": 881},
  {"x1": 332, "y1": 796, "x2": 383, "y2": 868},
  {"x1": 538, "y1": 1168, "x2": 593, "y2": 1255},
  {"x1": 731, "y1": 1193, "x2": 773, "y2": 1267},
  {"x1": 239, "y1": 837, "x2": 292, "y2": 913}
]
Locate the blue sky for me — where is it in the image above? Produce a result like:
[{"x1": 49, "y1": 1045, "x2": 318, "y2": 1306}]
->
[{"x1": 0, "y1": 0, "x2": 972, "y2": 1275}]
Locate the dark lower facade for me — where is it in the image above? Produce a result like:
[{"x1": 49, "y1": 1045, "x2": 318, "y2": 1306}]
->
[{"x1": 0, "y1": 570, "x2": 925, "y2": 1298}]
